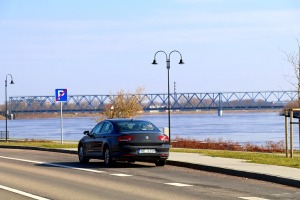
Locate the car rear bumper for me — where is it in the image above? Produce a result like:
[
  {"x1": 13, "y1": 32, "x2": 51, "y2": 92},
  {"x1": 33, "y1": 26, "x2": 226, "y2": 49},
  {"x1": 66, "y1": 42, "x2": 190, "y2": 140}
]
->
[{"x1": 112, "y1": 144, "x2": 170, "y2": 161}]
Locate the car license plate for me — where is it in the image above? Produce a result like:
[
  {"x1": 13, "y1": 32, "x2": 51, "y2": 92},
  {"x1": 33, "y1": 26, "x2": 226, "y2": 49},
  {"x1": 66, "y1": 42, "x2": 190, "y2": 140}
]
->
[{"x1": 139, "y1": 149, "x2": 156, "y2": 154}]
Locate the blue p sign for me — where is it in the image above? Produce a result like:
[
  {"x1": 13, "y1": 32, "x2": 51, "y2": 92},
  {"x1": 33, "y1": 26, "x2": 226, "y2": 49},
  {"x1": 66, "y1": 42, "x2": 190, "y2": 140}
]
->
[{"x1": 55, "y1": 89, "x2": 67, "y2": 101}]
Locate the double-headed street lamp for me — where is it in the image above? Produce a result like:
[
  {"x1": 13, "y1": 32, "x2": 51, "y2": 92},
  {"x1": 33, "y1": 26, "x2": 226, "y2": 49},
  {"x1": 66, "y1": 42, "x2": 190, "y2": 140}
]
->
[
  {"x1": 5, "y1": 74, "x2": 14, "y2": 141},
  {"x1": 152, "y1": 50, "x2": 184, "y2": 143}
]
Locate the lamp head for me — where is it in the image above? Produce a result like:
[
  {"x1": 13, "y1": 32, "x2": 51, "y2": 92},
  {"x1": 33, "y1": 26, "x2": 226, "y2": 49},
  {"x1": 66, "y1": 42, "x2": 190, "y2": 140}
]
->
[
  {"x1": 152, "y1": 59, "x2": 158, "y2": 65},
  {"x1": 179, "y1": 59, "x2": 184, "y2": 64},
  {"x1": 6, "y1": 74, "x2": 14, "y2": 84}
]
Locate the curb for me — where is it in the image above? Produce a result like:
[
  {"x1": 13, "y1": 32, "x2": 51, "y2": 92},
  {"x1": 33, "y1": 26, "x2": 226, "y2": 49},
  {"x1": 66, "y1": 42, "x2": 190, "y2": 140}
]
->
[{"x1": 1, "y1": 146, "x2": 299, "y2": 188}]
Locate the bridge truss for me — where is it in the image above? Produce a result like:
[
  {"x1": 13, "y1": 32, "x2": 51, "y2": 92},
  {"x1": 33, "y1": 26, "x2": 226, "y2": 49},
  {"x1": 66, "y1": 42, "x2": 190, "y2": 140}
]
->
[{"x1": 6, "y1": 91, "x2": 297, "y2": 114}]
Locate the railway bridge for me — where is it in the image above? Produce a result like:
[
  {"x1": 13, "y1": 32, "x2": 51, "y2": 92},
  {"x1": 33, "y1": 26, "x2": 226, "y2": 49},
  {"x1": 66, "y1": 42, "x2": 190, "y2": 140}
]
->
[{"x1": 1, "y1": 91, "x2": 296, "y2": 117}]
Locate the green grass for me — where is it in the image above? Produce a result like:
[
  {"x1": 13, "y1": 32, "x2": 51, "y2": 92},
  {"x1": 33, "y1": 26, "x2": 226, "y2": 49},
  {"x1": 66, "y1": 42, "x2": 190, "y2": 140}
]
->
[
  {"x1": 0, "y1": 140, "x2": 78, "y2": 149},
  {"x1": 171, "y1": 148, "x2": 300, "y2": 169}
]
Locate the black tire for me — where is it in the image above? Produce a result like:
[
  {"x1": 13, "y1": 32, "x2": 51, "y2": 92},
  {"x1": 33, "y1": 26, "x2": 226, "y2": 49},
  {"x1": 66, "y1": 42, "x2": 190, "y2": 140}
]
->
[
  {"x1": 104, "y1": 147, "x2": 113, "y2": 167},
  {"x1": 155, "y1": 159, "x2": 166, "y2": 167},
  {"x1": 78, "y1": 145, "x2": 89, "y2": 164}
]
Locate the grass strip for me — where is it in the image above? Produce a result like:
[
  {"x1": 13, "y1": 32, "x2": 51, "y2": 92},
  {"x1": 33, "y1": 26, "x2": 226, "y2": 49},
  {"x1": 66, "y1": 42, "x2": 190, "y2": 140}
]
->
[{"x1": 0, "y1": 140, "x2": 77, "y2": 149}]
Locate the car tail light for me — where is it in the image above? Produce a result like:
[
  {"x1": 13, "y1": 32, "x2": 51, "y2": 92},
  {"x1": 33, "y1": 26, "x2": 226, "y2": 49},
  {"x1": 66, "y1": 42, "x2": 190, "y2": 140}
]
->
[
  {"x1": 158, "y1": 135, "x2": 169, "y2": 142},
  {"x1": 118, "y1": 135, "x2": 134, "y2": 142}
]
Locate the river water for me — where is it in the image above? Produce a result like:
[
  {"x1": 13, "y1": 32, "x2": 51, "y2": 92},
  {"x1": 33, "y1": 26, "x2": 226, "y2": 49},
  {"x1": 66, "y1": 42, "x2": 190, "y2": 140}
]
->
[{"x1": 0, "y1": 112, "x2": 299, "y2": 149}]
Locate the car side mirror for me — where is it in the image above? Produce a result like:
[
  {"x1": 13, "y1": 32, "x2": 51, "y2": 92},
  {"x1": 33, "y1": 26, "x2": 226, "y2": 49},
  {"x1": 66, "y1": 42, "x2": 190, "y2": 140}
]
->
[
  {"x1": 83, "y1": 130, "x2": 90, "y2": 135},
  {"x1": 83, "y1": 130, "x2": 95, "y2": 138}
]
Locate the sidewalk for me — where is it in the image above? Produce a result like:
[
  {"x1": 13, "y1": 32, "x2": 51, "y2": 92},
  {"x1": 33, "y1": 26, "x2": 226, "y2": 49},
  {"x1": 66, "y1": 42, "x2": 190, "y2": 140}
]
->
[
  {"x1": 168, "y1": 152, "x2": 300, "y2": 188},
  {"x1": 1, "y1": 145, "x2": 300, "y2": 188}
]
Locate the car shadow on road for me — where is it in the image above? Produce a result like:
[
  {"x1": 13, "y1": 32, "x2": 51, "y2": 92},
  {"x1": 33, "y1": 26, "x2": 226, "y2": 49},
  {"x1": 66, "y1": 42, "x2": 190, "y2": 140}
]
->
[{"x1": 35, "y1": 161, "x2": 155, "y2": 170}]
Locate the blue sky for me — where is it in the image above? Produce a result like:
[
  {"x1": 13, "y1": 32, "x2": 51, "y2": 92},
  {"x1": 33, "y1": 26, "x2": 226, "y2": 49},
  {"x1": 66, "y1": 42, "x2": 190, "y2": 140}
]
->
[{"x1": 0, "y1": 0, "x2": 300, "y2": 103}]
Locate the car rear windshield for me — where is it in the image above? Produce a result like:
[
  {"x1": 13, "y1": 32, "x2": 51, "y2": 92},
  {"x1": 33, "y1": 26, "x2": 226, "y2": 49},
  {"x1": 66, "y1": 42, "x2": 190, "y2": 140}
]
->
[{"x1": 115, "y1": 121, "x2": 160, "y2": 132}]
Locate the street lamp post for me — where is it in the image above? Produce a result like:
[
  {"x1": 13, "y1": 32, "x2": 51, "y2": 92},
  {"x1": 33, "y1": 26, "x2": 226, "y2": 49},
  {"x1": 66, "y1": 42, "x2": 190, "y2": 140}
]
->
[
  {"x1": 152, "y1": 50, "x2": 184, "y2": 143},
  {"x1": 5, "y1": 74, "x2": 14, "y2": 141}
]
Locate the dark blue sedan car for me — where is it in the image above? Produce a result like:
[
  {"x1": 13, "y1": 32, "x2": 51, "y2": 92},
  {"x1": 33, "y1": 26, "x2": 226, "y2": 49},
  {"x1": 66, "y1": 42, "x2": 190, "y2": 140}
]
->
[{"x1": 78, "y1": 119, "x2": 170, "y2": 167}]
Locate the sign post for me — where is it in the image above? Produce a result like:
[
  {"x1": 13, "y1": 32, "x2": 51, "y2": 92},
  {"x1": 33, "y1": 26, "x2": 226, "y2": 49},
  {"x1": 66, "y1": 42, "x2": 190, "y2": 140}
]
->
[{"x1": 55, "y1": 89, "x2": 67, "y2": 145}]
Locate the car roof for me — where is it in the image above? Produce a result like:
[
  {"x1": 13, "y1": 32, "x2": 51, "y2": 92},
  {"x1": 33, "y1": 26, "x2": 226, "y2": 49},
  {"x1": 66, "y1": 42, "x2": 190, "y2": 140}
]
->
[{"x1": 105, "y1": 118, "x2": 147, "y2": 123}]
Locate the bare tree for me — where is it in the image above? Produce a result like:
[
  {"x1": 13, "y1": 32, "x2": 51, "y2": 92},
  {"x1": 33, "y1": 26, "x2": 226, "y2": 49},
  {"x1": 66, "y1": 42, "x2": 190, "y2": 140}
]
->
[
  {"x1": 284, "y1": 40, "x2": 300, "y2": 148},
  {"x1": 102, "y1": 87, "x2": 144, "y2": 119},
  {"x1": 282, "y1": 39, "x2": 300, "y2": 107}
]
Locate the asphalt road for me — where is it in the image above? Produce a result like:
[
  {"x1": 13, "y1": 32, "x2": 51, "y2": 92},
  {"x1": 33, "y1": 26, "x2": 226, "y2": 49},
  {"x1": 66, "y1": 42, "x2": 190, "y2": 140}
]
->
[{"x1": 0, "y1": 149, "x2": 299, "y2": 200}]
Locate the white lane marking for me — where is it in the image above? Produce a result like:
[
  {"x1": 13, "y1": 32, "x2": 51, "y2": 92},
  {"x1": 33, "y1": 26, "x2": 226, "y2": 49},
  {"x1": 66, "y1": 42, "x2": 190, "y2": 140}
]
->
[
  {"x1": 0, "y1": 156, "x2": 105, "y2": 174},
  {"x1": 164, "y1": 183, "x2": 193, "y2": 187},
  {"x1": 1, "y1": 156, "x2": 196, "y2": 188},
  {"x1": 110, "y1": 173, "x2": 133, "y2": 177},
  {"x1": 239, "y1": 197, "x2": 270, "y2": 200},
  {"x1": 0, "y1": 184, "x2": 50, "y2": 200},
  {"x1": 0, "y1": 155, "x2": 44, "y2": 164}
]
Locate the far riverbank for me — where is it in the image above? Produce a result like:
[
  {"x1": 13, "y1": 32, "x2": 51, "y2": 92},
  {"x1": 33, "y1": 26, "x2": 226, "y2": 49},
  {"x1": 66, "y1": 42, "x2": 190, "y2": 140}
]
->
[{"x1": 0, "y1": 109, "x2": 282, "y2": 120}]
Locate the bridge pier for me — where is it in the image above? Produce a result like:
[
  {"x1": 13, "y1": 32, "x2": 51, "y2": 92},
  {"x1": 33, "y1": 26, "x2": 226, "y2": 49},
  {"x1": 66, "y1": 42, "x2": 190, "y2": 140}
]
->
[
  {"x1": 218, "y1": 92, "x2": 223, "y2": 117},
  {"x1": 7, "y1": 114, "x2": 15, "y2": 120},
  {"x1": 218, "y1": 109, "x2": 223, "y2": 117}
]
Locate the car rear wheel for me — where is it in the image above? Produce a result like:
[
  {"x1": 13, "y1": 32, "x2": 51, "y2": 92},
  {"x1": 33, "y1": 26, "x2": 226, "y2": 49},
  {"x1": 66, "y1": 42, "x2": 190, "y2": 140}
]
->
[
  {"x1": 155, "y1": 159, "x2": 166, "y2": 166},
  {"x1": 104, "y1": 147, "x2": 113, "y2": 167},
  {"x1": 78, "y1": 145, "x2": 89, "y2": 164}
]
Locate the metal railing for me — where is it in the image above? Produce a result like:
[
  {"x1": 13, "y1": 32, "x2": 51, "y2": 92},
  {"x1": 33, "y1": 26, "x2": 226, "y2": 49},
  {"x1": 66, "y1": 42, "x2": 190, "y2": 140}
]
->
[{"x1": 0, "y1": 131, "x2": 9, "y2": 139}]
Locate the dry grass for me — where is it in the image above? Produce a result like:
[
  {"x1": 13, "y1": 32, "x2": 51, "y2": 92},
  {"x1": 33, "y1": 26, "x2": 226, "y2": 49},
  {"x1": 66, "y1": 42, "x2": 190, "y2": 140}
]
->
[{"x1": 171, "y1": 137, "x2": 285, "y2": 153}]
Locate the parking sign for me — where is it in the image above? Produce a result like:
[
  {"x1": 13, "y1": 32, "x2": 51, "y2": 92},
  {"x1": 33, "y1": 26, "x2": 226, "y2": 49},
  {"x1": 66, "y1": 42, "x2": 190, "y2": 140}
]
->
[{"x1": 55, "y1": 89, "x2": 67, "y2": 101}]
